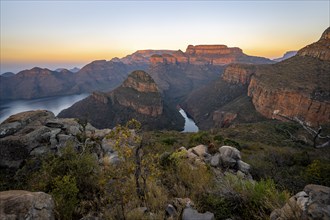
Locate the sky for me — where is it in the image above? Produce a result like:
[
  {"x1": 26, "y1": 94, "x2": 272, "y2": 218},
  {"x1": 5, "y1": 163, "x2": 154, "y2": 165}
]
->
[{"x1": 0, "y1": 0, "x2": 329, "y2": 73}]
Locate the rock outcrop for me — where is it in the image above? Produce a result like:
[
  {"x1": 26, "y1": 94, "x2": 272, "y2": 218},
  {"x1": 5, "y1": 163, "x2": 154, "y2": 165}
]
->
[
  {"x1": 58, "y1": 70, "x2": 184, "y2": 130},
  {"x1": 270, "y1": 184, "x2": 330, "y2": 220},
  {"x1": 0, "y1": 190, "x2": 55, "y2": 220},
  {"x1": 0, "y1": 110, "x2": 88, "y2": 168},
  {"x1": 178, "y1": 145, "x2": 252, "y2": 178}
]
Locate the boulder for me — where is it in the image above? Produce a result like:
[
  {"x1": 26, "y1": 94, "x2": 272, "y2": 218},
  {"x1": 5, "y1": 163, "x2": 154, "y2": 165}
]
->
[
  {"x1": 219, "y1": 146, "x2": 241, "y2": 160},
  {"x1": 237, "y1": 160, "x2": 250, "y2": 174},
  {"x1": 270, "y1": 184, "x2": 330, "y2": 220},
  {"x1": 0, "y1": 190, "x2": 55, "y2": 220},
  {"x1": 191, "y1": 145, "x2": 208, "y2": 157},
  {"x1": 165, "y1": 204, "x2": 178, "y2": 218},
  {"x1": 210, "y1": 153, "x2": 221, "y2": 167},
  {"x1": 182, "y1": 207, "x2": 215, "y2": 220}
]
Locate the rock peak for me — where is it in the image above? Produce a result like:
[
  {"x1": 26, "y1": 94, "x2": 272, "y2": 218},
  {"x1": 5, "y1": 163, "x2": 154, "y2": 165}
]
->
[
  {"x1": 320, "y1": 26, "x2": 330, "y2": 40},
  {"x1": 122, "y1": 70, "x2": 159, "y2": 93}
]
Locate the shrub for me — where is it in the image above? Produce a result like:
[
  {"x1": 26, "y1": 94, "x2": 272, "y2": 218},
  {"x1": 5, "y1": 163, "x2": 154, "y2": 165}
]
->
[
  {"x1": 221, "y1": 173, "x2": 290, "y2": 220},
  {"x1": 51, "y1": 175, "x2": 79, "y2": 220},
  {"x1": 161, "y1": 137, "x2": 177, "y2": 145},
  {"x1": 189, "y1": 131, "x2": 211, "y2": 146},
  {"x1": 224, "y1": 139, "x2": 241, "y2": 150},
  {"x1": 28, "y1": 144, "x2": 101, "y2": 218}
]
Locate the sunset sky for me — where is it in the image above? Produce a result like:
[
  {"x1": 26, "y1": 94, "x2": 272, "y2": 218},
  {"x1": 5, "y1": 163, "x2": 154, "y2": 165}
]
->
[{"x1": 1, "y1": 1, "x2": 329, "y2": 73}]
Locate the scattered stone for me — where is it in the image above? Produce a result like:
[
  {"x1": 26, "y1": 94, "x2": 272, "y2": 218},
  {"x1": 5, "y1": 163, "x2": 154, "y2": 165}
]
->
[{"x1": 0, "y1": 190, "x2": 55, "y2": 220}]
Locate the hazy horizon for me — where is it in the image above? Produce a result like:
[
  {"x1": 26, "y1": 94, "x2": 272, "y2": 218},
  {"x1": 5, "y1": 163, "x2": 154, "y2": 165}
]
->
[{"x1": 1, "y1": 0, "x2": 329, "y2": 73}]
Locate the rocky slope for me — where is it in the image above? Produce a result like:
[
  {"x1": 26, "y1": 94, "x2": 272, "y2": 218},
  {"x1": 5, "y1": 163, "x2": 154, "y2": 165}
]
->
[
  {"x1": 58, "y1": 70, "x2": 184, "y2": 130},
  {"x1": 297, "y1": 26, "x2": 330, "y2": 61},
  {"x1": 184, "y1": 27, "x2": 330, "y2": 128}
]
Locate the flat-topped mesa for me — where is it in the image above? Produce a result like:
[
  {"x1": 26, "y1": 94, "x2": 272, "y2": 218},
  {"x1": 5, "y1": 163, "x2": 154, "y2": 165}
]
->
[
  {"x1": 297, "y1": 27, "x2": 330, "y2": 61},
  {"x1": 122, "y1": 70, "x2": 159, "y2": 93},
  {"x1": 186, "y1": 45, "x2": 243, "y2": 56}
]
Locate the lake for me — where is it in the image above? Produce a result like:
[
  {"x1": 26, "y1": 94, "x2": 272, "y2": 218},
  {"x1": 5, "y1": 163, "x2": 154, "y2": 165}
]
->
[
  {"x1": 0, "y1": 94, "x2": 89, "y2": 123},
  {"x1": 179, "y1": 108, "x2": 199, "y2": 132}
]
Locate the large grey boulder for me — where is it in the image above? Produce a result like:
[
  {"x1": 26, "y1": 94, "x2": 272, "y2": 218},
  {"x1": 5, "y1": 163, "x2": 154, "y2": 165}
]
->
[
  {"x1": 0, "y1": 190, "x2": 55, "y2": 220},
  {"x1": 182, "y1": 207, "x2": 215, "y2": 220},
  {"x1": 270, "y1": 184, "x2": 330, "y2": 220},
  {"x1": 219, "y1": 146, "x2": 241, "y2": 160}
]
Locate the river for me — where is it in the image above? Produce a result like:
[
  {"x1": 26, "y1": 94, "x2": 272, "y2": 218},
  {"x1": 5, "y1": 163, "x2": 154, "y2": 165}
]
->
[
  {"x1": 179, "y1": 108, "x2": 199, "y2": 132},
  {"x1": 0, "y1": 94, "x2": 89, "y2": 123}
]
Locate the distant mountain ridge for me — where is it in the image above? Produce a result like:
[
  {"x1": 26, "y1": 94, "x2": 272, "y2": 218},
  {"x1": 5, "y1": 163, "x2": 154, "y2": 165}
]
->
[
  {"x1": 0, "y1": 62, "x2": 144, "y2": 100},
  {"x1": 273, "y1": 51, "x2": 297, "y2": 62},
  {"x1": 114, "y1": 45, "x2": 274, "y2": 66},
  {"x1": 0, "y1": 44, "x2": 273, "y2": 101}
]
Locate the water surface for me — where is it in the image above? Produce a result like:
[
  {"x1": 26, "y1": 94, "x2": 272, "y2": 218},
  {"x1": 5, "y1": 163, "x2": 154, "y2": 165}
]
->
[
  {"x1": 0, "y1": 94, "x2": 89, "y2": 123},
  {"x1": 179, "y1": 108, "x2": 199, "y2": 132}
]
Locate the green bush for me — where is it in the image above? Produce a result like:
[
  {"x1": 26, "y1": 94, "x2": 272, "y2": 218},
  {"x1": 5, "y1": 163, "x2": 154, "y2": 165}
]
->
[
  {"x1": 189, "y1": 131, "x2": 211, "y2": 146},
  {"x1": 28, "y1": 144, "x2": 101, "y2": 218},
  {"x1": 51, "y1": 175, "x2": 79, "y2": 220},
  {"x1": 224, "y1": 139, "x2": 241, "y2": 150},
  {"x1": 221, "y1": 173, "x2": 290, "y2": 220},
  {"x1": 161, "y1": 137, "x2": 177, "y2": 145},
  {"x1": 306, "y1": 160, "x2": 330, "y2": 186}
]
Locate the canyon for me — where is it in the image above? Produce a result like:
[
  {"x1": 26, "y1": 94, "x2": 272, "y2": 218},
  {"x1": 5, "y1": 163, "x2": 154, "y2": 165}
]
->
[
  {"x1": 58, "y1": 70, "x2": 184, "y2": 130},
  {"x1": 184, "y1": 27, "x2": 330, "y2": 128}
]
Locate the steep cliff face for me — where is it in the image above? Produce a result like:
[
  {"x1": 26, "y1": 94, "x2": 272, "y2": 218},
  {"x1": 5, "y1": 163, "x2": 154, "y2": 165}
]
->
[
  {"x1": 58, "y1": 70, "x2": 183, "y2": 130},
  {"x1": 248, "y1": 55, "x2": 330, "y2": 126},
  {"x1": 248, "y1": 72, "x2": 330, "y2": 126},
  {"x1": 222, "y1": 64, "x2": 256, "y2": 85},
  {"x1": 297, "y1": 27, "x2": 330, "y2": 61}
]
